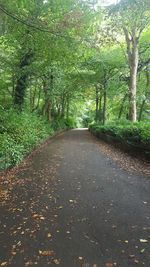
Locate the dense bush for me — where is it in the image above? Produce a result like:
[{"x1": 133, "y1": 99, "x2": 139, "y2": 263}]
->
[
  {"x1": 0, "y1": 109, "x2": 69, "y2": 170},
  {"x1": 89, "y1": 121, "x2": 150, "y2": 147},
  {"x1": 51, "y1": 116, "x2": 76, "y2": 131},
  {"x1": 64, "y1": 117, "x2": 77, "y2": 128}
]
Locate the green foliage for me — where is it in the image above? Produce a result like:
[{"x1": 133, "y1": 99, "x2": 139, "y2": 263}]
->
[
  {"x1": 51, "y1": 118, "x2": 66, "y2": 131},
  {"x1": 0, "y1": 109, "x2": 54, "y2": 169},
  {"x1": 51, "y1": 117, "x2": 76, "y2": 131},
  {"x1": 0, "y1": 109, "x2": 76, "y2": 170},
  {"x1": 64, "y1": 117, "x2": 77, "y2": 128},
  {"x1": 0, "y1": 0, "x2": 150, "y2": 169},
  {"x1": 89, "y1": 121, "x2": 150, "y2": 146}
]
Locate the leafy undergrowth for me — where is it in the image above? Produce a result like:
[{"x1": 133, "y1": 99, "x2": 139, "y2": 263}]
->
[
  {"x1": 89, "y1": 121, "x2": 150, "y2": 148},
  {"x1": 0, "y1": 109, "x2": 75, "y2": 170}
]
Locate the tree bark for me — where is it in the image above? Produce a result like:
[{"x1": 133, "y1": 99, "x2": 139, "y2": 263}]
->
[
  {"x1": 103, "y1": 83, "x2": 107, "y2": 125},
  {"x1": 118, "y1": 93, "x2": 128, "y2": 119},
  {"x1": 123, "y1": 27, "x2": 139, "y2": 122},
  {"x1": 60, "y1": 93, "x2": 66, "y2": 118},
  {"x1": 98, "y1": 90, "x2": 103, "y2": 122},
  {"x1": 14, "y1": 50, "x2": 33, "y2": 110},
  {"x1": 138, "y1": 67, "x2": 150, "y2": 121},
  {"x1": 128, "y1": 43, "x2": 138, "y2": 121},
  {"x1": 95, "y1": 85, "x2": 99, "y2": 122},
  {"x1": 42, "y1": 78, "x2": 52, "y2": 121}
]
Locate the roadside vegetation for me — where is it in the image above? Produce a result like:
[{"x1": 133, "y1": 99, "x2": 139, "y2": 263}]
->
[
  {"x1": 0, "y1": 0, "x2": 150, "y2": 169},
  {"x1": 0, "y1": 108, "x2": 75, "y2": 169},
  {"x1": 89, "y1": 121, "x2": 150, "y2": 146}
]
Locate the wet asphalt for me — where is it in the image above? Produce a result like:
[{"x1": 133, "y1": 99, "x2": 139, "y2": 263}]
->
[{"x1": 0, "y1": 129, "x2": 150, "y2": 267}]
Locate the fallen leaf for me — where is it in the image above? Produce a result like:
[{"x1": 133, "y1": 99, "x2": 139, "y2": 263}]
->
[
  {"x1": 39, "y1": 250, "x2": 54, "y2": 256},
  {"x1": 105, "y1": 263, "x2": 113, "y2": 267},
  {"x1": 47, "y1": 233, "x2": 52, "y2": 238},
  {"x1": 129, "y1": 255, "x2": 135, "y2": 258},
  {"x1": 53, "y1": 259, "x2": 60, "y2": 265},
  {"x1": 25, "y1": 261, "x2": 33, "y2": 266},
  {"x1": 139, "y1": 239, "x2": 148, "y2": 243},
  {"x1": 140, "y1": 249, "x2": 145, "y2": 253},
  {"x1": 1, "y1": 263, "x2": 7, "y2": 267},
  {"x1": 32, "y1": 214, "x2": 39, "y2": 218},
  {"x1": 12, "y1": 251, "x2": 17, "y2": 255},
  {"x1": 40, "y1": 216, "x2": 45, "y2": 220}
]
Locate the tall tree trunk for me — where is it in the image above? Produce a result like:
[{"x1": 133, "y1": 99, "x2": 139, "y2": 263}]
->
[
  {"x1": 98, "y1": 91, "x2": 103, "y2": 122},
  {"x1": 118, "y1": 93, "x2": 128, "y2": 119},
  {"x1": 138, "y1": 67, "x2": 150, "y2": 121},
  {"x1": 42, "y1": 74, "x2": 54, "y2": 121},
  {"x1": 103, "y1": 83, "x2": 107, "y2": 125},
  {"x1": 31, "y1": 86, "x2": 37, "y2": 111},
  {"x1": 32, "y1": 86, "x2": 41, "y2": 112},
  {"x1": 123, "y1": 27, "x2": 139, "y2": 122},
  {"x1": 66, "y1": 95, "x2": 70, "y2": 119},
  {"x1": 61, "y1": 93, "x2": 66, "y2": 118},
  {"x1": 14, "y1": 50, "x2": 33, "y2": 110},
  {"x1": 138, "y1": 99, "x2": 146, "y2": 122},
  {"x1": 95, "y1": 85, "x2": 99, "y2": 122},
  {"x1": 42, "y1": 79, "x2": 51, "y2": 121},
  {"x1": 129, "y1": 44, "x2": 138, "y2": 121}
]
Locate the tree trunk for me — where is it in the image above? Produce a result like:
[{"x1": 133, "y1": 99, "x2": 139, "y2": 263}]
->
[
  {"x1": 31, "y1": 86, "x2": 37, "y2": 111},
  {"x1": 128, "y1": 45, "x2": 138, "y2": 122},
  {"x1": 118, "y1": 93, "x2": 128, "y2": 119},
  {"x1": 66, "y1": 95, "x2": 70, "y2": 119},
  {"x1": 138, "y1": 67, "x2": 150, "y2": 121},
  {"x1": 14, "y1": 50, "x2": 33, "y2": 110},
  {"x1": 103, "y1": 83, "x2": 107, "y2": 125},
  {"x1": 138, "y1": 99, "x2": 146, "y2": 122},
  {"x1": 61, "y1": 93, "x2": 66, "y2": 118},
  {"x1": 98, "y1": 91, "x2": 103, "y2": 122},
  {"x1": 32, "y1": 86, "x2": 41, "y2": 112},
  {"x1": 95, "y1": 85, "x2": 99, "y2": 122},
  {"x1": 42, "y1": 79, "x2": 52, "y2": 121},
  {"x1": 123, "y1": 27, "x2": 139, "y2": 122}
]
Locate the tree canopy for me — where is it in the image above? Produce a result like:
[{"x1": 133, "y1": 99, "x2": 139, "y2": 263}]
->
[{"x1": 0, "y1": 0, "x2": 150, "y2": 124}]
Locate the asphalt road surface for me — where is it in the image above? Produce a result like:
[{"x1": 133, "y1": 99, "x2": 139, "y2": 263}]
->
[{"x1": 0, "y1": 129, "x2": 150, "y2": 267}]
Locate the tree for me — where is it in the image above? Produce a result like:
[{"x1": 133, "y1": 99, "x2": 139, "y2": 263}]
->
[{"x1": 110, "y1": 0, "x2": 150, "y2": 122}]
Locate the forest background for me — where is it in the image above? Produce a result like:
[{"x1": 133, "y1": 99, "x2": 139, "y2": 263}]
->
[{"x1": 0, "y1": 0, "x2": 150, "y2": 169}]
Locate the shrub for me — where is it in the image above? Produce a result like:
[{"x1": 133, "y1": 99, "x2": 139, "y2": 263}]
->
[
  {"x1": 0, "y1": 109, "x2": 53, "y2": 169},
  {"x1": 0, "y1": 108, "x2": 77, "y2": 170},
  {"x1": 64, "y1": 117, "x2": 76, "y2": 128},
  {"x1": 89, "y1": 121, "x2": 150, "y2": 146}
]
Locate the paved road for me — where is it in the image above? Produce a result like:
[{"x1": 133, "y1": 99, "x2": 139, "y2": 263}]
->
[{"x1": 0, "y1": 129, "x2": 150, "y2": 267}]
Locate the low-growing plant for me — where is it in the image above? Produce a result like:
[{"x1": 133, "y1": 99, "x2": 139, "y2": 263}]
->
[
  {"x1": 89, "y1": 121, "x2": 150, "y2": 146},
  {"x1": 0, "y1": 109, "x2": 67, "y2": 170}
]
